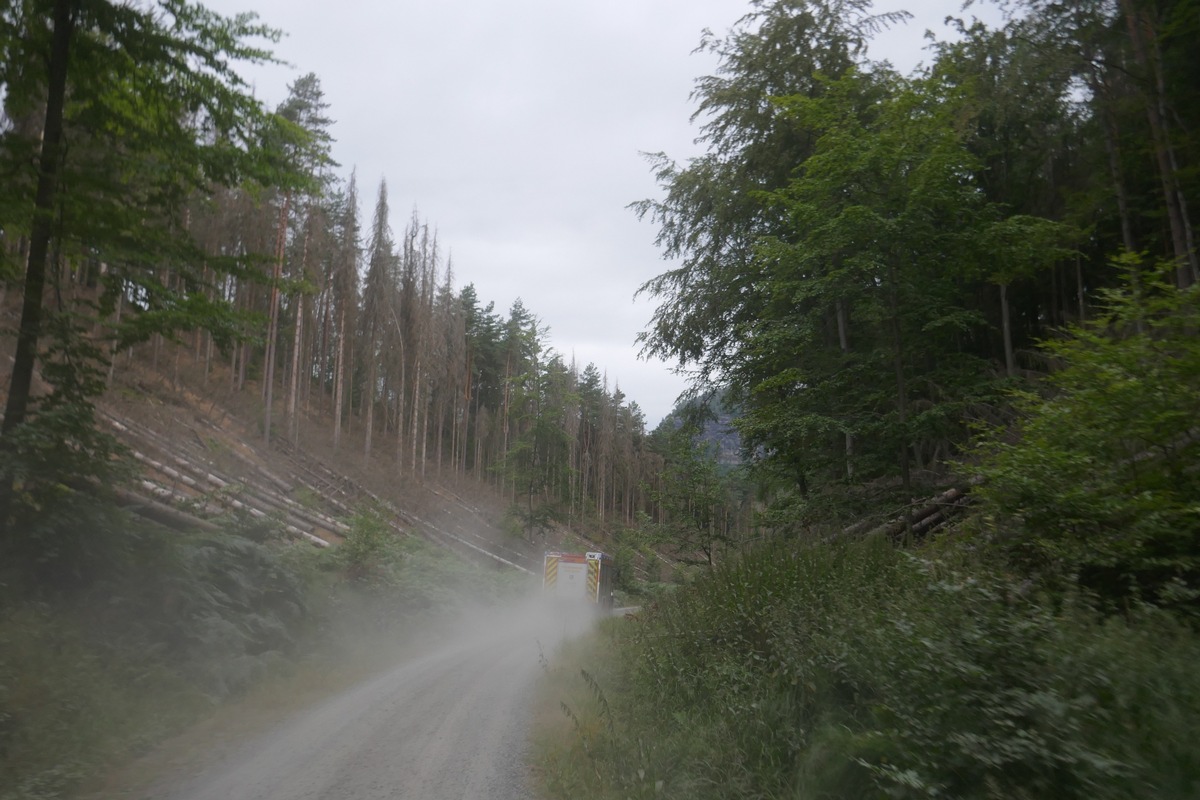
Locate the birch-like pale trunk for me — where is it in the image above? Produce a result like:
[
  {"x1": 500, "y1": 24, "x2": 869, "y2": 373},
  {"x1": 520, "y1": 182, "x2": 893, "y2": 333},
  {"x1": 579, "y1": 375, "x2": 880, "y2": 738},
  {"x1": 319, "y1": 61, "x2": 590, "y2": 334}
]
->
[
  {"x1": 364, "y1": 352, "x2": 377, "y2": 462},
  {"x1": 333, "y1": 304, "x2": 346, "y2": 450},
  {"x1": 288, "y1": 225, "x2": 311, "y2": 447},
  {"x1": 410, "y1": 360, "x2": 421, "y2": 475},
  {"x1": 263, "y1": 193, "x2": 290, "y2": 446}
]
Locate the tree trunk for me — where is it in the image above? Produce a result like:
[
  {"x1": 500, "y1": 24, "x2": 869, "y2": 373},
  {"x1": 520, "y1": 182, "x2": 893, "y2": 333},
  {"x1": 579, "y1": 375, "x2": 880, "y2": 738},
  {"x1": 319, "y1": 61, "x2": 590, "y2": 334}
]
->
[
  {"x1": 107, "y1": 290, "x2": 124, "y2": 386},
  {"x1": 836, "y1": 299, "x2": 854, "y2": 480},
  {"x1": 410, "y1": 360, "x2": 421, "y2": 476},
  {"x1": 421, "y1": 392, "x2": 429, "y2": 479},
  {"x1": 364, "y1": 349, "x2": 377, "y2": 462},
  {"x1": 316, "y1": 285, "x2": 331, "y2": 415},
  {"x1": 1121, "y1": 0, "x2": 1197, "y2": 287},
  {"x1": 1000, "y1": 283, "x2": 1015, "y2": 378},
  {"x1": 1093, "y1": 71, "x2": 1137, "y2": 255},
  {"x1": 205, "y1": 328, "x2": 213, "y2": 383},
  {"x1": 333, "y1": 305, "x2": 346, "y2": 450},
  {"x1": 287, "y1": 227, "x2": 309, "y2": 448},
  {"x1": 886, "y1": 260, "x2": 910, "y2": 491},
  {"x1": 263, "y1": 192, "x2": 290, "y2": 446},
  {"x1": 395, "y1": 346, "x2": 406, "y2": 474},
  {"x1": 1076, "y1": 257, "x2": 1085, "y2": 322},
  {"x1": 437, "y1": 401, "x2": 445, "y2": 477},
  {"x1": 1, "y1": 0, "x2": 75, "y2": 529}
]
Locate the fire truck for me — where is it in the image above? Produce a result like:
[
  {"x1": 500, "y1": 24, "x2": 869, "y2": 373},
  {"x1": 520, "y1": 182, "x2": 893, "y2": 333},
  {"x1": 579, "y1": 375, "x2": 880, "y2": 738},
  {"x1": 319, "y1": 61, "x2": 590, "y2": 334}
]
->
[{"x1": 542, "y1": 551, "x2": 615, "y2": 608}]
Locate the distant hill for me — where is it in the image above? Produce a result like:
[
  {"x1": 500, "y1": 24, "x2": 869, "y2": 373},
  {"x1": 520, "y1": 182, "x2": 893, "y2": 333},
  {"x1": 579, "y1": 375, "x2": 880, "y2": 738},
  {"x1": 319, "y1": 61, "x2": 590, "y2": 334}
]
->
[
  {"x1": 700, "y1": 410, "x2": 742, "y2": 467},
  {"x1": 658, "y1": 393, "x2": 743, "y2": 467}
]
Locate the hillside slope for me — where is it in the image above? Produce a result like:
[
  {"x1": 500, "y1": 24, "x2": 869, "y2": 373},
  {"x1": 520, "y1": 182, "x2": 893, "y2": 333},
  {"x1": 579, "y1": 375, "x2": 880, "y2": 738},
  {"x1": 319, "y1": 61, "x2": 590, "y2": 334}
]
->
[{"x1": 96, "y1": 358, "x2": 545, "y2": 573}]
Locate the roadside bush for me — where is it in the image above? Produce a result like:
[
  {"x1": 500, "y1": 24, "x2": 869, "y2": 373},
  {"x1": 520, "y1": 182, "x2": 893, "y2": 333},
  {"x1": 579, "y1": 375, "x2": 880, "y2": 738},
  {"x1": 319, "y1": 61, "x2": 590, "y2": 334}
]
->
[
  {"x1": 0, "y1": 604, "x2": 208, "y2": 800},
  {"x1": 0, "y1": 502, "x2": 538, "y2": 800},
  {"x1": 338, "y1": 510, "x2": 393, "y2": 581},
  {"x1": 545, "y1": 537, "x2": 1200, "y2": 799},
  {"x1": 971, "y1": 269, "x2": 1200, "y2": 608},
  {"x1": 293, "y1": 510, "x2": 532, "y2": 642},
  {"x1": 0, "y1": 501, "x2": 313, "y2": 799}
]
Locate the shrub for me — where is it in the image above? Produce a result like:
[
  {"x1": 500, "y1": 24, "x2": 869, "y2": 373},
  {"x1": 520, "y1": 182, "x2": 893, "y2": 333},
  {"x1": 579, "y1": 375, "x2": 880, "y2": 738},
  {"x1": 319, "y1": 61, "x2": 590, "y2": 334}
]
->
[
  {"x1": 971, "y1": 269, "x2": 1200, "y2": 607},
  {"x1": 547, "y1": 537, "x2": 1200, "y2": 799},
  {"x1": 0, "y1": 510, "x2": 310, "y2": 799}
]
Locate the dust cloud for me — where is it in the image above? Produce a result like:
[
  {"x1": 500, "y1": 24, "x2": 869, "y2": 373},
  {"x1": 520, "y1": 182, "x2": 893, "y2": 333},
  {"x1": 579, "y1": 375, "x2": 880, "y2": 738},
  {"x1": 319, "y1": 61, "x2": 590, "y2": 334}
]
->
[
  {"x1": 158, "y1": 584, "x2": 606, "y2": 800},
  {"x1": 412, "y1": 590, "x2": 605, "y2": 660}
]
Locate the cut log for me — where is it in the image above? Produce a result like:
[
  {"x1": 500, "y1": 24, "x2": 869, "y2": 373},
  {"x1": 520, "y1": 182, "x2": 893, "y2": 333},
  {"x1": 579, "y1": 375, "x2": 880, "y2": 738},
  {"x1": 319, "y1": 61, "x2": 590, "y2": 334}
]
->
[
  {"x1": 113, "y1": 487, "x2": 219, "y2": 532},
  {"x1": 850, "y1": 485, "x2": 973, "y2": 541}
]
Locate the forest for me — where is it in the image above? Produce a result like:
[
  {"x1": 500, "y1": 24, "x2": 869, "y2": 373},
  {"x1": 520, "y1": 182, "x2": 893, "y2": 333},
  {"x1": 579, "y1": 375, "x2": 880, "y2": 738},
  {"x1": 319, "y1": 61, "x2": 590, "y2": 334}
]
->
[
  {"x1": 0, "y1": 0, "x2": 689, "y2": 559},
  {"x1": 2, "y1": 0, "x2": 1199, "y2": 797},
  {"x1": 536, "y1": 0, "x2": 1200, "y2": 797},
  {"x1": 634, "y1": 0, "x2": 1198, "y2": 529},
  {"x1": 0, "y1": 2, "x2": 686, "y2": 796}
]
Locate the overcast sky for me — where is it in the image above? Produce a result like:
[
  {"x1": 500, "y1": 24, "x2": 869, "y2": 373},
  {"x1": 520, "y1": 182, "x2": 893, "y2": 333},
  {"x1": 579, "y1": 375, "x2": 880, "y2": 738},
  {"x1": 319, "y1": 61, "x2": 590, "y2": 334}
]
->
[{"x1": 202, "y1": 0, "x2": 1000, "y2": 429}]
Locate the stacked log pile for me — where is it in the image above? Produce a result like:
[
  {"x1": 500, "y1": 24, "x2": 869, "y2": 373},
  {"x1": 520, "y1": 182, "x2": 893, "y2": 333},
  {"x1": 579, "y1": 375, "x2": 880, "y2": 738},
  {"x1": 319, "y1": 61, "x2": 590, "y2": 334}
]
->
[
  {"x1": 843, "y1": 484, "x2": 976, "y2": 542},
  {"x1": 101, "y1": 408, "x2": 541, "y2": 573}
]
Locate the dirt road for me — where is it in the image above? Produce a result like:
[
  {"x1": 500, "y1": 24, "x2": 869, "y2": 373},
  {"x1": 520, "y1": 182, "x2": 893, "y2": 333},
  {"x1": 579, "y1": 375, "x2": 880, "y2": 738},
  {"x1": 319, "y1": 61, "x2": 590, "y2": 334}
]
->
[{"x1": 162, "y1": 604, "x2": 584, "y2": 800}]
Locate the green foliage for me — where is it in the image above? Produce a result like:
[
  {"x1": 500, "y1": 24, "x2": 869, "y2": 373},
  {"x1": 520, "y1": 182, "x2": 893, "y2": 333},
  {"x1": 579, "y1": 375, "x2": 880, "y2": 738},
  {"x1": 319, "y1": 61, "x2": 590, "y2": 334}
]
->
[
  {"x1": 739, "y1": 65, "x2": 1073, "y2": 493},
  {"x1": 610, "y1": 525, "x2": 650, "y2": 594},
  {"x1": 972, "y1": 268, "x2": 1200, "y2": 606},
  {"x1": 0, "y1": 604, "x2": 208, "y2": 800},
  {"x1": 338, "y1": 510, "x2": 392, "y2": 580},
  {"x1": 541, "y1": 537, "x2": 1200, "y2": 799},
  {"x1": 644, "y1": 418, "x2": 748, "y2": 565},
  {"x1": 0, "y1": 311, "x2": 133, "y2": 545},
  {"x1": 0, "y1": 495, "x2": 532, "y2": 800},
  {"x1": 545, "y1": 0, "x2": 1200, "y2": 796},
  {"x1": 533, "y1": 619, "x2": 643, "y2": 798},
  {"x1": 504, "y1": 499, "x2": 560, "y2": 544},
  {"x1": 0, "y1": 485, "x2": 137, "y2": 596},
  {"x1": 0, "y1": 0, "x2": 300, "y2": 531},
  {"x1": 306, "y1": 510, "x2": 529, "y2": 620},
  {"x1": 0, "y1": 0, "x2": 290, "y2": 297},
  {"x1": 0, "y1": 506, "x2": 309, "y2": 799},
  {"x1": 161, "y1": 533, "x2": 307, "y2": 695},
  {"x1": 633, "y1": 0, "x2": 1200, "y2": 525},
  {"x1": 635, "y1": 6, "x2": 1080, "y2": 508},
  {"x1": 493, "y1": 331, "x2": 579, "y2": 539}
]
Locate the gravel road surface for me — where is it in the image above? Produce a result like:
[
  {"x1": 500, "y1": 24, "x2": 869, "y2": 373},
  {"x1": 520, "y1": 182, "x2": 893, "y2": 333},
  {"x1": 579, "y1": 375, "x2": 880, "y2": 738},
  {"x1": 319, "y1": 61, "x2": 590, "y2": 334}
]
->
[{"x1": 162, "y1": 605, "x2": 582, "y2": 800}]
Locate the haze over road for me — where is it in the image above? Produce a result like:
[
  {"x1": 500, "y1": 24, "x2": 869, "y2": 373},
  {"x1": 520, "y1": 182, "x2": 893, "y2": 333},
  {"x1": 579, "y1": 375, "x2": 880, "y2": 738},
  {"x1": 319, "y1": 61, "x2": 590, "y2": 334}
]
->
[{"x1": 163, "y1": 601, "x2": 586, "y2": 800}]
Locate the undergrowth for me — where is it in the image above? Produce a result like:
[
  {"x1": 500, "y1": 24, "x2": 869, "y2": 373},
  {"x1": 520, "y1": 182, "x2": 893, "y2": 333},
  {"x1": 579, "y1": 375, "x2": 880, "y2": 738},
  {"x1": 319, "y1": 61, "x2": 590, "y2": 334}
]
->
[
  {"x1": 536, "y1": 535, "x2": 1200, "y2": 799},
  {"x1": 536, "y1": 272, "x2": 1200, "y2": 799},
  {"x1": 0, "y1": 503, "x2": 525, "y2": 800},
  {"x1": 533, "y1": 617, "x2": 638, "y2": 797}
]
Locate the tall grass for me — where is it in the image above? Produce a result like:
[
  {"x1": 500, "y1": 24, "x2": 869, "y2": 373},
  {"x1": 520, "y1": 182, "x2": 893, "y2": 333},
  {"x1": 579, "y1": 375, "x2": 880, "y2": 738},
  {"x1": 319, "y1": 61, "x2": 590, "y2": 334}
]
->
[
  {"x1": 533, "y1": 618, "x2": 641, "y2": 797},
  {"x1": 538, "y1": 536, "x2": 1200, "y2": 799}
]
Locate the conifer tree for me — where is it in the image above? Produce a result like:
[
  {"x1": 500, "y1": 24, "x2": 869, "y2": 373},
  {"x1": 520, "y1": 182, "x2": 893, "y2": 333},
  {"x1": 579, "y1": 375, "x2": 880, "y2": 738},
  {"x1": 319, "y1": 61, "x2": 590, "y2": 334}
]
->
[{"x1": 361, "y1": 179, "x2": 395, "y2": 461}]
